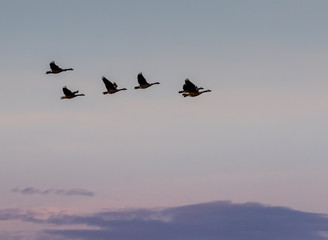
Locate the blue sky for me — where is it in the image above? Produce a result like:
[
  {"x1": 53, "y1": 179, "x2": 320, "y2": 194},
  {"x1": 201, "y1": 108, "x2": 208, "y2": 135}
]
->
[{"x1": 1, "y1": 0, "x2": 328, "y2": 239}]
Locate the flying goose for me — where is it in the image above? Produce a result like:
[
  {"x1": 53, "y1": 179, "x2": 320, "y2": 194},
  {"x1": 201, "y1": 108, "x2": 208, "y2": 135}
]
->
[
  {"x1": 135, "y1": 73, "x2": 160, "y2": 89},
  {"x1": 179, "y1": 79, "x2": 211, "y2": 97},
  {"x1": 46, "y1": 61, "x2": 73, "y2": 74},
  {"x1": 102, "y1": 76, "x2": 127, "y2": 94},
  {"x1": 61, "y1": 86, "x2": 85, "y2": 99},
  {"x1": 178, "y1": 79, "x2": 203, "y2": 94}
]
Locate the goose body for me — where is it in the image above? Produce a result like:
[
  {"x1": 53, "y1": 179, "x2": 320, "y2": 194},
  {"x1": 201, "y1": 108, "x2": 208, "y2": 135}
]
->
[
  {"x1": 46, "y1": 61, "x2": 73, "y2": 74},
  {"x1": 135, "y1": 73, "x2": 160, "y2": 89},
  {"x1": 102, "y1": 76, "x2": 127, "y2": 94},
  {"x1": 178, "y1": 79, "x2": 202, "y2": 94},
  {"x1": 61, "y1": 86, "x2": 85, "y2": 99},
  {"x1": 179, "y1": 79, "x2": 211, "y2": 97},
  {"x1": 182, "y1": 89, "x2": 211, "y2": 97}
]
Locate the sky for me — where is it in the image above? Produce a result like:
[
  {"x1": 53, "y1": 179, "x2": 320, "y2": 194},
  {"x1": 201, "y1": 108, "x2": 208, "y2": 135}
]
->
[{"x1": 1, "y1": 0, "x2": 328, "y2": 239}]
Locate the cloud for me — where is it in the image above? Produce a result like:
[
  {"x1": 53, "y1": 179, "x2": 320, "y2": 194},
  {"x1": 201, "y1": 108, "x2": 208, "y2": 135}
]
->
[
  {"x1": 0, "y1": 208, "x2": 23, "y2": 221},
  {"x1": 1, "y1": 201, "x2": 328, "y2": 240},
  {"x1": 11, "y1": 187, "x2": 94, "y2": 197}
]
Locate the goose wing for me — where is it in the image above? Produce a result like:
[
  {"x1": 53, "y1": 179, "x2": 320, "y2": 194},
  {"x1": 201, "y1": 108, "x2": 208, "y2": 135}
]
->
[
  {"x1": 137, "y1": 73, "x2": 148, "y2": 85},
  {"x1": 63, "y1": 86, "x2": 73, "y2": 96},
  {"x1": 50, "y1": 61, "x2": 61, "y2": 71},
  {"x1": 102, "y1": 76, "x2": 115, "y2": 90},
  {"x1": 184, "y1": 79, "x2": 198, "y2": 92}
]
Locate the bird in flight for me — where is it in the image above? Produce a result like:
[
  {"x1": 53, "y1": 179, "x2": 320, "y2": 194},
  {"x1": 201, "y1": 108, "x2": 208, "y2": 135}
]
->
[
  {"x1": 61, "y1": 86, "x2": 85, "y2": 99},
  {"x1": 135, "y1": 73, "x2": 160, "y2": 89},
  {"x1": 102, "y1": 76, "x2": 127, "y2": 94},
  {"x1": 179, "y1": 79, "x2": 211, "y2": 97},
  {"x1": 46, "y1": 61, "x2": 73, "y2": 74}
]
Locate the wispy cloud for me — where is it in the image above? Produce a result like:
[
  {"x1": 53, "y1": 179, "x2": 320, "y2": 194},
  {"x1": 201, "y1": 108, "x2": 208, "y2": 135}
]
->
[
  {"x1": 11, "y1": 187, "x2": 94, "y2": 197},
  {"x1": 1, "y1": 201, "x2": 328, "y2": 240}
]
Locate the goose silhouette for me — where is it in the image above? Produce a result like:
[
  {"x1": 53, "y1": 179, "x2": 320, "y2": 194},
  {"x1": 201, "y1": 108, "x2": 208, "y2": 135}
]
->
[
  {"x1": 135, "y1": 73, "x2": 160, "y2": 89},
  {"x1": 102, "y1": 76, "x2": 127, "y2": 94},
  {"x1": 61, "y1": 86, "x2": 85, "y2": 99},
  {"x1": 46, "y1": 61, "x2": 73, "y2": 74},
  {"x1": 179, "y1": 79, "x2": 211, "y2": 97}
]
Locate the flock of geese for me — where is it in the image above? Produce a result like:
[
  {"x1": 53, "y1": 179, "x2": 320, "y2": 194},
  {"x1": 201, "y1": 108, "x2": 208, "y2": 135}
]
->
[{"x1": 46, "y1": 61, "x2": 211, "y2": 99}]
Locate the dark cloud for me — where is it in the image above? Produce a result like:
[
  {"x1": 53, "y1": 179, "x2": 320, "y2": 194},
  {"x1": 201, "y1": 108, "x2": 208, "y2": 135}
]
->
[
  {"x1": 2, "y1": 201, "x2": 328, "y2": 240},
  {"x1": 0, "y1": 208, "x2": 22, "y2": 221},
  {"x1": 11, "y1": 187, "x2": 94, "y2": 197}
]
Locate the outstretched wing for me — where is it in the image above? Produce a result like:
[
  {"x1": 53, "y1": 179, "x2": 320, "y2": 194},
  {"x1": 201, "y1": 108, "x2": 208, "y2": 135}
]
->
[
  {"x1": 102, "y1": 76, "x2": 115, "y2": 90},
  {"x1": 63, "y1": 86, "x2": 73, "y2": 96},
  {"x1": 50, "y1": 61, "x2": 61, "y2": 71},
  {"x1": 183, "y1": 79, "x2": 198, "y2": 92},
  {"x1": 137, "y1": 73, "x2": 148, "y2": 85}
]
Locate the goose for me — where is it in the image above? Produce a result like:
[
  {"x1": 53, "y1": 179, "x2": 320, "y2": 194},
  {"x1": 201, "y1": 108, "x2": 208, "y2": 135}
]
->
[
  {"x1": 102, "y1": 76, "x2": 127, "y2": 94},
  {"x1": 46, "y1": 61, "x2": 73, "y2": 74},
  {"x1": 179, "y1": 79, "x2": 211, "y2": 97},
  {"x1": 135, "y1": 73, "x2": 160, "y2": 89},
  {"x1": 178, "y1": 79, "x2": 203, "y2": 94},
  {"x1": 183, "y1": 89, "x2": 211, "y2": 97},
  {"x1": 61, "y1": 86, "x2": 85, "y2": 99}
]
